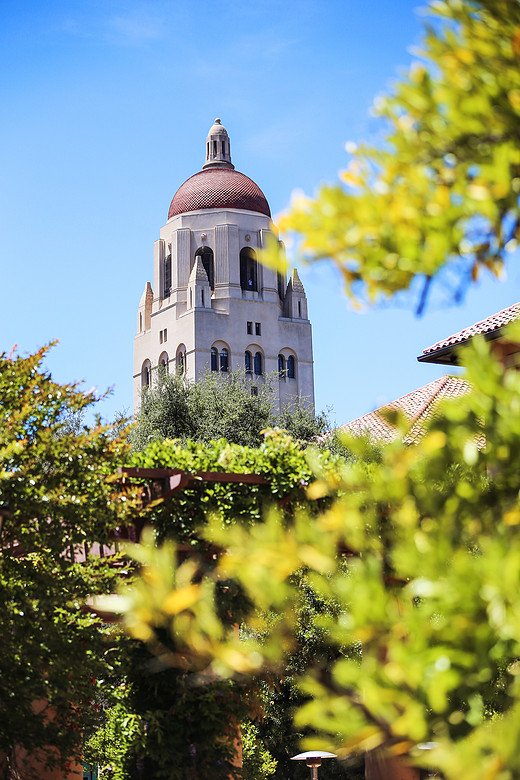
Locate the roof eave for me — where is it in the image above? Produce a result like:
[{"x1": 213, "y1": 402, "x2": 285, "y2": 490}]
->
[{"x1": 417, "y1": 327, "x2": 505, "y2": 365}]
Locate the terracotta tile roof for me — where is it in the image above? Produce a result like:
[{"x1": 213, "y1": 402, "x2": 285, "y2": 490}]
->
[
  {"x1": 338, "y1": 375, "x2": 470, "y2": 444},
  {"x1": 168, "y1": 168, "x2": 271, "y2": 219},
  {"x1": 422, "y1": 302, "x2": 520, "y2": 357}
]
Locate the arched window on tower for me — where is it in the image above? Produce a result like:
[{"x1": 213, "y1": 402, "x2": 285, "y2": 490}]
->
[
  {"x1": 195, "y1": 246, "x2": 214, "y2": 290},
  {"x1": 254, "y1": 351, "x2": 263, "y2": 376},
  {"x1": 141, "y1": 360, "x2": 151, "y2": 388},
  {"x1": 278, "y1": 354, "x2": 285, "y2": 379},
  {"x1": 159, "y1": 352, "x2": 169, "y2": 374},
  {"x1": 164, "y1": 254, "x2": 172, "y2": 297},
  {"x1": 287, "y1": 355, "x2": 296, "y2": 379},
  {"x1": 220, "y1": 348, "x2": 229, "y2": 372},
  {"x1": 245, "y1": 351, "x2": 252, "y2": 374},
  {"x1": 211, "y1": 342, "x2": 230, "y2": 372},
  {"x1": 240, "y1": 247, "x2": 258, "y2": 292},
  {"x1": 175, "y1": 346, "x2": 186, "y2": 376}
]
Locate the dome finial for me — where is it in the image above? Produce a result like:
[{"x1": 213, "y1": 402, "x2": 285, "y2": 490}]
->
[{"x1": 203, "y1": 118, "x2": 234, "y2": 170}]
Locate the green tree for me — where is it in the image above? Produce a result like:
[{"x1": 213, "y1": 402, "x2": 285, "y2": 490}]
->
[
  {"x1": 110, "y1": 327, "x2": 520, "y2": 780},
  {"x1": 0, "y1": 345, "x2": 133, "y2": 778},
  {"x1": 132, "y1": 368, "x2": 327, "y2": 451},
  {"x1": 85, "y1": 638, "x2": 250, "y2": 780},
  {"x1": 242, "y1": 721, "x2": 277, "y2": 779},
  {"x1": 91, "y1": 432, "x2": 349, "y2": 780},
  {"x1": 272, "y1": 0, "x2": 520, "y2": 312}
]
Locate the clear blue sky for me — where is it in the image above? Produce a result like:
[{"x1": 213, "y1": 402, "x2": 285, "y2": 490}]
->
[{"x1": 2, "y1": 0, "x2": 519, "y2": 427}]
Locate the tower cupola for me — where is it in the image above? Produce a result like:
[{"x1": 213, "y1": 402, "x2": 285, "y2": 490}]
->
[
  {"x1": 169, "y1": 117, "x2": 270, "y2": 218},
  {"x1": 203, "y1": 118, "x2": 234, "y2": 170}
]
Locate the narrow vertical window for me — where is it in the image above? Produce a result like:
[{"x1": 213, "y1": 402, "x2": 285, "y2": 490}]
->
[
  {"x1": 211, "y1": 347, "x2": 218, "y2": 372},
  {"x1": 240, "y1": 247, "x2": 258, "y2": 292},
  {"x1": 255, "y1": 322, "x2": 261, "y2": 336},
  {"x1": 220, "y1": 348, "x2": 229, "y2": 372},
  {"x1": 254, "y1": 352, "x2": 262, "y2": 376},
  {"x1": 245, "y1": 351, "x2": 252, "y2": 374},
  {"x1": 287, "y1": 355, "x2": 295, "y2": 379},
  {"x1": 277, "y1": 272, "x2": 285, "y2": 300},
  {"x1": 141, "y1": 361, "x2": 151, "y2": 388},
  {"x1": 247, "y1": 321, "x2": 253, "y2": 334},
  {"x1": 201, "y1": 289, "x2": 205, "y2": 307},
  {"x1": 278, "y1": 354, "x2": 285, "y2": 378},
  {"x1": 298, "y1": 300, "x2": 302, "y2": 318},
  {"x1": 164, "y1": 254, "x2": 172, "y2": 296},
  {"x1": 159, "y1": 352, "x2": 169, "y2": 374}
]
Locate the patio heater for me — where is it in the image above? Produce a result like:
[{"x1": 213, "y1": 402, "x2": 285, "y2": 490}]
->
[{"x1": 291, "y1": 750, "x2": 337, "y2": 780}]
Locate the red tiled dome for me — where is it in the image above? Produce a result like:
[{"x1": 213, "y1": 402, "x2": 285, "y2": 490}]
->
[{"x1": 168, "y1": 168, "x2": 271, "y2": 219}]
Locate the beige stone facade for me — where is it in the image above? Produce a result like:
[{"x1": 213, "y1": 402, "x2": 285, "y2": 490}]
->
[{"x1": 133, "y1": 119, "x2": 314, "y2": 412}]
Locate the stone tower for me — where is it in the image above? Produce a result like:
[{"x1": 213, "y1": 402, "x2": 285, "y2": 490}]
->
[{"x1": 133, "y1": 118, "x2": 314, "y2": 411}]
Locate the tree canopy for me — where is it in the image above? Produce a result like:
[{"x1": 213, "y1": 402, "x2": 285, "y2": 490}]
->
[
  {"x1": 0, "y1": 344, "x2": 133, "y2": 777},
  {"x1": 1, "y1": 343, "x2": 335, "y2": 779},
  {"x1": 132, "y1": 368, "x2": 328, "y2": 451},
  {"x1": 109, "y1": 326, "x2": 520, "y2": 780},
  {"x1": 88, "y1": 432, "x2": 348, "y2": 780},
  {"x1": 273, "y1": 0, "x2": 520, "y2": 312}
]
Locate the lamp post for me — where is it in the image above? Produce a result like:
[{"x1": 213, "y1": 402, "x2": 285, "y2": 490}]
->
[{"x1": 291, "y1": 750, "x2": 337, "y2": 780}]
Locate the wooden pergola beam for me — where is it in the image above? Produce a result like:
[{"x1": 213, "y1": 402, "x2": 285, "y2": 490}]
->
[{"x1": 117, "y1": 466, "x2": 268, "y2": 502}]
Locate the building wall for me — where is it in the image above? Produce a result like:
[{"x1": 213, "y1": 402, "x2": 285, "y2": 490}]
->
[{"x1": 134, "y1": 207, "x2": 314, "y2": 412}]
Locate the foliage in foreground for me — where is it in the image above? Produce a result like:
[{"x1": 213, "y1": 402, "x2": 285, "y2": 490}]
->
[
  {"x1": 271, "y1": 0, "x2": 520, "y2": 312},
  {"x1": 84, "y1": 639, "x2": 249, "y2": 780},
  {"x1": 111, "y1": 324, "x2": 520, "y2": 780},
  {"x1": 9, "y1": 2, "x2": 520, "y2": 778},
  {"x1": 2, "y1": 344, "x2": 335, "y2": 779},
  {"x1": 0, "y1": 345, "x2": 132, "y2": 777},
  {"x1": 65, "y1": 2, "x2": 520, "y2": 777},
  {"x1": 131, "y1": 368, "x2": 328, "y2": 451},
  {"x1": 90, "y1": 432, "x2": 347, "y2": 779}
]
